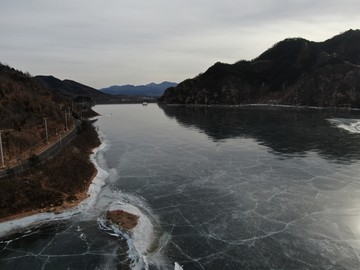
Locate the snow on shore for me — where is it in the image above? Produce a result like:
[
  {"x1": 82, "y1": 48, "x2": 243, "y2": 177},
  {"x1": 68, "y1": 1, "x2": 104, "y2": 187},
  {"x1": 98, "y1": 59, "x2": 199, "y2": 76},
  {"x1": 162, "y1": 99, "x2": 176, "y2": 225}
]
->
[{"x1": 0, "y1": 138, "x2": 108, "y2": 239}]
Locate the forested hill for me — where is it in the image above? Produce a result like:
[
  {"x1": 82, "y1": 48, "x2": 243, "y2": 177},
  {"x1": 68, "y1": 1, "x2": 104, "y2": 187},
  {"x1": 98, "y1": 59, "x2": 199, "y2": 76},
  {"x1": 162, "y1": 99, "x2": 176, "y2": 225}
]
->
[
  {"x1": 0, "y1": 63, "x2": 70, "y2": 164},
  {"x1": 159, "y1": 29, "x2": 360, "y2": 108},
  {"x1": 0, "y1": 64, "x2": 67, "y2": 130}
]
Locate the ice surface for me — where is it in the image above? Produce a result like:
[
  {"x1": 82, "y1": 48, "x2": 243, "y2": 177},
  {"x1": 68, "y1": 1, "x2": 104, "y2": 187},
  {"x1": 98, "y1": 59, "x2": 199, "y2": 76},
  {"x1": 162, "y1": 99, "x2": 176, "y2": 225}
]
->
[{"x1": 2, "y1": 105, "x2": 360, "y2": 270}]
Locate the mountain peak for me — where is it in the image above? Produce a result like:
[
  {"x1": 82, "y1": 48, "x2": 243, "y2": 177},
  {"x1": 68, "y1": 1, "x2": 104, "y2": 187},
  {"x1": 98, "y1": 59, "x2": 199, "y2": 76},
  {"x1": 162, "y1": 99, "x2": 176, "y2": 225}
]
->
[{"x1": 159, "y1": 29, "x2": 360, "y2": 108}]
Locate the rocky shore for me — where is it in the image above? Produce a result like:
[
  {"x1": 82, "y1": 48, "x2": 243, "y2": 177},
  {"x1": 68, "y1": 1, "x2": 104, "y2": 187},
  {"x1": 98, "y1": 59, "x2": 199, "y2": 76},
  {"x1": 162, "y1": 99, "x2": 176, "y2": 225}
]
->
[
  {"x1": 106, "y1": 210, "x2": 139, "y2": 230},
  {"x1": 0, "y1": 119, "x2": 101, "y2": 222}
]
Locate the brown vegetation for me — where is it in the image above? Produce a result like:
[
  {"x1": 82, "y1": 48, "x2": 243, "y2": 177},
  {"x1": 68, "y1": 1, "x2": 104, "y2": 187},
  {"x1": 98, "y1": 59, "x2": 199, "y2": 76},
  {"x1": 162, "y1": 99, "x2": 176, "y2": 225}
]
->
[
  {"x1": 0, "y1": 63, "x2": 104, "y2": 222},
  {"x1": 0, "y1": 120, "x2": 100, "y2": 221},
  {"x1": 0, "y1": 63, "x2": 72, "y2": 167},
  {"x1": 106, "y1": 210, "x2": 139, "y2": 230}
]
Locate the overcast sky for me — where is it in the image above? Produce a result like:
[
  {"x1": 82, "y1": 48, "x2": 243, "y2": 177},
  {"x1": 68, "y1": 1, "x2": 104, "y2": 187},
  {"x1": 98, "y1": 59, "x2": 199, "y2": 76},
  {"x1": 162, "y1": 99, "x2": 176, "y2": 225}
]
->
[{"x1": 0, "y1": 0, "x2": 359, "y2": 89}]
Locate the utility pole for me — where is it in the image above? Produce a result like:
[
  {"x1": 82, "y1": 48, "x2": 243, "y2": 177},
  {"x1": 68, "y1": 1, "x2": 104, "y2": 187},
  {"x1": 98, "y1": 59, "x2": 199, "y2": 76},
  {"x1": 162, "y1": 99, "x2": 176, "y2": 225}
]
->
[
  {"x1": 44, "y1": 117, "x2": 49, "y2": 144},
  {"x1": 68, "y1": 108, "x2": 72, "y2": 129},
  {"x1": 65, "y1": 108, "x2": 72, "y2": 131},
  {"x1": 65, "y1": 111, "x2": 68, "y2": 131},
  {"x1": 0, "y1": 131, "x2": 4, "y2": 167}
]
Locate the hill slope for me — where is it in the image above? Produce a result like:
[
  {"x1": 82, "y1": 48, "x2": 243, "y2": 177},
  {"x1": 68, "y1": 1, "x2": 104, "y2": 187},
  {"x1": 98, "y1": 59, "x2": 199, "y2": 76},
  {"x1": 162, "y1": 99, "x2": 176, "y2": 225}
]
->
[
  {"x1": 0, "y1": 63, "x2": 101, "y2": 220},
  {"x1": 35, "y1": 75, "x2": 109, "y2": 101},
  {"x1": 159, "y1": 29, "x2": 360, "y2": 108},
  {"x1": 0, "y1": 64, "x2": 71, "y2": 166},
  {"x1": 101, "y1": 81, "x2": 177, "y2": 97}
]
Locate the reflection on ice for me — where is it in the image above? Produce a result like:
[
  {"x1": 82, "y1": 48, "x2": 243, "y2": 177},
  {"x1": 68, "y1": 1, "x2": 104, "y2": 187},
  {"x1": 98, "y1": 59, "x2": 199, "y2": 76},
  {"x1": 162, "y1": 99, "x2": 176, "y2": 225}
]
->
[{"x1": 159, "y1": 105, "x2": 360, "y2": 162}]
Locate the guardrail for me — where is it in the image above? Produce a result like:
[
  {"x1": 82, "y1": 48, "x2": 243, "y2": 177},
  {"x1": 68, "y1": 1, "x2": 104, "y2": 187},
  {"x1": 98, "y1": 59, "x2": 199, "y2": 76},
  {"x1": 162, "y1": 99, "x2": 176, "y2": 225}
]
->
[{"x1": 0, "y1": 120, "x2": 80, "y2": 179}]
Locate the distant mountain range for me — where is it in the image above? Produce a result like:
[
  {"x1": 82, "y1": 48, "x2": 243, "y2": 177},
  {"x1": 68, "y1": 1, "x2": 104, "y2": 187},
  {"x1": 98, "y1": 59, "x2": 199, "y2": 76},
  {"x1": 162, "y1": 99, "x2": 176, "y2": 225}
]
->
[
  {"x1": 160, "y1": 29, "x2": 360, "y2": 108},
  {"x1": 35, "y1": 76, "x2": 165, "y2": 103},
  {"x1": 100, "y1": 81, "x2": 177, "y2": 97}
]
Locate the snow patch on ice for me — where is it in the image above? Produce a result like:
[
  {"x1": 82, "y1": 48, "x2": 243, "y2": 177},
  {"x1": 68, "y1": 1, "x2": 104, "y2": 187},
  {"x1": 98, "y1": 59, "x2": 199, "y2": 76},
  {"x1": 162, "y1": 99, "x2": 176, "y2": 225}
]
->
[
  {"x1": 328, "y1": 118, "x2": 360, "y2": 134},
  {"x1": 174, "y1": 262, "x2": 184, "y2": 270},
  {"x1": 98, "y1": 197, "x2": 172, "y2": 270}
]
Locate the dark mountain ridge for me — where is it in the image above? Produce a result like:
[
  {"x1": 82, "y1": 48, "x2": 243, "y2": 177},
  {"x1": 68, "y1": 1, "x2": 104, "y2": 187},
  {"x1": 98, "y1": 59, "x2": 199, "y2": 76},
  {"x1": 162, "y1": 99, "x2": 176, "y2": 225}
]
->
[
  {"x1": 35, "y1": 76, "x2": 158, "y2": 104},
  {"x1": 35, "y1": 75, "x2": 109, "y2": 101},
  {"x1": 159, "y1": 29, "x2": 360, "y2": 108},
  {"x1": 101, "y1": 81, "x2": 177, "y2": 97}
]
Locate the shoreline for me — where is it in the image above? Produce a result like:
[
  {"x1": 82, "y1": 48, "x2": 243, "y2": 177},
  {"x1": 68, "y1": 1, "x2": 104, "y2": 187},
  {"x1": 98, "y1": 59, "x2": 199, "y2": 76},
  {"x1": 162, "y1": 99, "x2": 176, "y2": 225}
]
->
[
  {"x1": 161, "y1": 102, "x2": 360, "y2": 111},
  {"x1": 0, "y1": 161, "x2": 100, "y2": 222},
  {"x1": 0, "y1": 170, "x2": 98, "y2": 225},
  {"x1": 0, "y1": 120, "x2": 107, "y2": 239}
]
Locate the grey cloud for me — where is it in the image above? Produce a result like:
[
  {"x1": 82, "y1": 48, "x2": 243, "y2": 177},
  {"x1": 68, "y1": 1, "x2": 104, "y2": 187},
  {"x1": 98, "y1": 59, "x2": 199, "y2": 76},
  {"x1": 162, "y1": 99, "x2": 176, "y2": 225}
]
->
[{"x1": 1, "y1": 0, "x2": 359, "y2": 88}]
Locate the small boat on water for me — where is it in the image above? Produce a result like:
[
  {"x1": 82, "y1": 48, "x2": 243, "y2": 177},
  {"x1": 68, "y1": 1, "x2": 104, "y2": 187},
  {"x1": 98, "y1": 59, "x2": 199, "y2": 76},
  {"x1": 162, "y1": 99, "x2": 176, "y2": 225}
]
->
[{"x1": 142, "y1": 102, "x2": 148, "y2": 106}]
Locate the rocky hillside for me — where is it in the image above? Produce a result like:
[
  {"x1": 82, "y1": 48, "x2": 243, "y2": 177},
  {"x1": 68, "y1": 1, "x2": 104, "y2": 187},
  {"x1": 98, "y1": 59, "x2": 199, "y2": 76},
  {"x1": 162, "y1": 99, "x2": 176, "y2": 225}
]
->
[
  {"x1": 0, "y1": 63, "x2": 102, "y2": 221},
  {"x1": 0, "y1": 63, "x2": 70, "y2": 166},
  {"x1": 159, "y1": 29, "x2": 360, "y2": 107}
]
